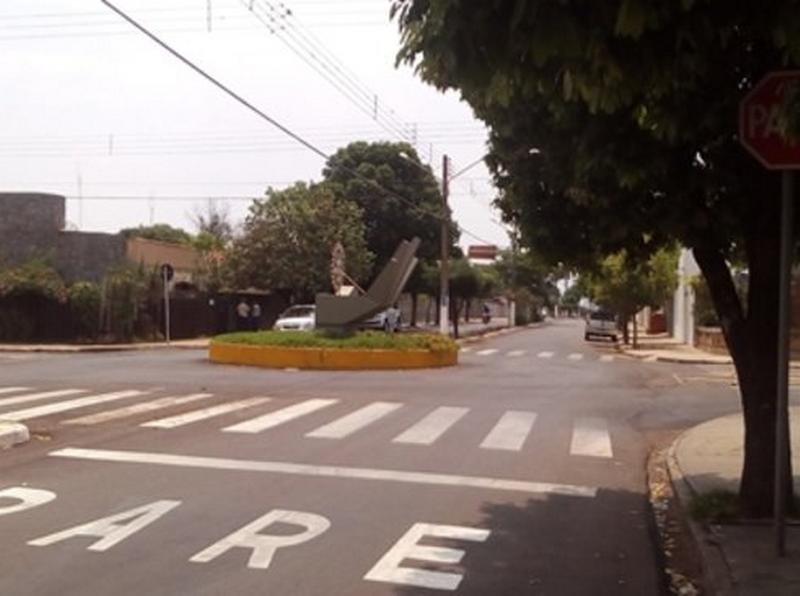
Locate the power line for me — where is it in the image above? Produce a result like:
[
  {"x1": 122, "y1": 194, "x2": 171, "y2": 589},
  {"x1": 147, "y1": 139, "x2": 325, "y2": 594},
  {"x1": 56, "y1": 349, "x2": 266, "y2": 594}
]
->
[{"x1": 98, "y1": 0, "x2": 495, "y2": 245}]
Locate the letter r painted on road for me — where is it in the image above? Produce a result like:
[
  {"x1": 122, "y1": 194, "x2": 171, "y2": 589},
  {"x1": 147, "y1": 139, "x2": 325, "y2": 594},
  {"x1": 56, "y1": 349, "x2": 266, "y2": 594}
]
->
[
  {"x1": 189, "y1": 509, "x2": 330, "y2": 569},
  {"x1": 0, "y1": 487, "x2": 57, "y2": 517},
  {"x1": 28, "y1": 500, "x2": 181, "y2": 551},
  {"x1": 364, "y1": 523, "x2": 490, "y2": 591}
]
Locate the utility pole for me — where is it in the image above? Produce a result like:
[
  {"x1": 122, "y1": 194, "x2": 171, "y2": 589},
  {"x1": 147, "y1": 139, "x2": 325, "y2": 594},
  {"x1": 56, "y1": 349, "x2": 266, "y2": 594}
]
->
[{"x1": 440, "y1": 154, "x2": 450, "y2": 335}]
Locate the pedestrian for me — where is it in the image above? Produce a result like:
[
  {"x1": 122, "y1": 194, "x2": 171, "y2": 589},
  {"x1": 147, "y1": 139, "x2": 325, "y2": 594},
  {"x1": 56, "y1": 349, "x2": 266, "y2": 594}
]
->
[
  {"x1": 482, "y1": 302, "x2": 491, "y2": 324},
  {"x1": 251, "y1": 302, "x2": 262, "y2": 331},
  {"x1": 236, "y1": 298, "x2": 250, "y2": 331}
]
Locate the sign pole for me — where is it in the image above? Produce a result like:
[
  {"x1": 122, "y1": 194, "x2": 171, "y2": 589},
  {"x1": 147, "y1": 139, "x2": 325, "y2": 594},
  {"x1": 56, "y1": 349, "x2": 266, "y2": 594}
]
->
[
  {"x1": 775, "y1": 169, "x2": 794, "y2": 556},
  {"x1": 163, "y1": 267, "x2": 171, "y2": 345}
]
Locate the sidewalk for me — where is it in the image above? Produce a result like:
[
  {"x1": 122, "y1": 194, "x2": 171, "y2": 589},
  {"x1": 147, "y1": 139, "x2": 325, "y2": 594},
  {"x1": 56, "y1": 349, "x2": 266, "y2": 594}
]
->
[
  {"x1": 618, "y1": 333, "x2": 733, "y2": 365},
  {"x1": 669, "y1": 408, "x2": 800, "y2": 595}
]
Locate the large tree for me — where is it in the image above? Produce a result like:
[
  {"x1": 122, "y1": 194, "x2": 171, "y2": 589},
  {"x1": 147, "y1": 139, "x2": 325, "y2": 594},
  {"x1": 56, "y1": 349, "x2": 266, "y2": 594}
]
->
[
  {"x1": 229, "y1": 183, "x2": 373, "y2": 303},
  {"x1": 394, "y1": 1, "x2": 800, "y2": 515}
]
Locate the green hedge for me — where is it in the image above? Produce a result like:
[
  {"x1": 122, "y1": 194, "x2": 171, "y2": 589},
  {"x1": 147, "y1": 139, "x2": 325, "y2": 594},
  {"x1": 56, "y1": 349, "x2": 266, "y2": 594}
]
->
[{"x1": 212, "y1": 330, "x2": 458, "y2": 353}]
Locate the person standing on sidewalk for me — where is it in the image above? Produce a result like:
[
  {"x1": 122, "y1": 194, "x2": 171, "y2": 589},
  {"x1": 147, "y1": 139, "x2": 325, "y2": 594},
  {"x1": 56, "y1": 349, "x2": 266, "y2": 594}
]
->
[{"x1": 236, "y1": 299, "x2": 250, "y2": 332}]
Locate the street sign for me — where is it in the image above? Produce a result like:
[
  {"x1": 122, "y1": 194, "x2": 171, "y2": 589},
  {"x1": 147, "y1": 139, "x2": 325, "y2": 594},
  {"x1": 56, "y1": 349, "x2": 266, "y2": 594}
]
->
[{"x1": 739, "y1": 71, "x2": 800, "y2": 169}]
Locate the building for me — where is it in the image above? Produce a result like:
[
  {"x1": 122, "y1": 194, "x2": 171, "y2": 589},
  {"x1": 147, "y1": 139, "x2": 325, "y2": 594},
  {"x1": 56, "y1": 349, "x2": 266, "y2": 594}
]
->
[{"x1": 0, "y1": 192, "x2": 198, "y2": 284}]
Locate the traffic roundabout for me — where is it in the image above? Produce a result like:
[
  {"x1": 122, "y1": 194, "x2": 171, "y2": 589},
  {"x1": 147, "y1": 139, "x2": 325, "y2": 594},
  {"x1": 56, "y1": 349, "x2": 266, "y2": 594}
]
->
[{"x1": 209, "y1": 331, "x2": 458, "y2": 370}]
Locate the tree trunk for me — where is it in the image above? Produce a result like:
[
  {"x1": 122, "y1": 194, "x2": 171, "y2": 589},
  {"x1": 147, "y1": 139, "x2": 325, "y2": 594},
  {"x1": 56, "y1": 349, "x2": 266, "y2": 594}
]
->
[
  {"x1": 410, "y1": 293, "x2": 418, "y2": 327},
  {"x1": 464, "y1": 299, "x2": 471, "y2": 322},
  {"x1": 451, "y1": 298, "x2": 459, "y2": 338},
  {"x1": 435, "y1": 295, "x2": 440, "y2": 326},
  {"x1": 632, "y1": 314, "x2": 638, "y2": 349},
  {"x1": 622, "y1": 314, "x2": 630, "y2": 345},
  {"x1": 693, "y1": 194, "x2": 794, "y2": 517}
]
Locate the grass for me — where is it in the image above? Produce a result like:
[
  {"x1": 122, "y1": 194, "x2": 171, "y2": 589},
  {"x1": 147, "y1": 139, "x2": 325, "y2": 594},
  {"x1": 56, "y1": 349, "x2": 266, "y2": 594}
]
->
[
  {"x1": 212, "y1": 330, "x2": 458, "y2": 353},
  {"x1": 688, "y1": 489, "x2": 740, "y2": 523}
]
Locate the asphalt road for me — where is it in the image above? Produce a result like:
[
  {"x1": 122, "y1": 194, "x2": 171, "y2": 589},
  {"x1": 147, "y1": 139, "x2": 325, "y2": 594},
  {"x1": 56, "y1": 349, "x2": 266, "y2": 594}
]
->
[{"x1": 0, "y1": 319, "x2": 748, "y2": 595}]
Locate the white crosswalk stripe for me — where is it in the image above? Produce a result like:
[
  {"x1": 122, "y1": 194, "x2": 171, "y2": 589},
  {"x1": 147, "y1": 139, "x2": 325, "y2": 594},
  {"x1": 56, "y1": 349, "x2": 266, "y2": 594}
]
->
[
  {"x1": 392, "y1": 406, "x2": 469, "y2": 445},
  {"x1": 507, "y1": 350, "x2": 526, "y2": 357},
  {"x1": 599, "y1": 355, "x2": 615, "y2": 362},
  {"x1": 567, "y1": 353, "x2": 584, "y2": 361},
  {"x1": 460, "y1": 346, "x2": 473, "y2": 353},
  {"x1": 223, "y1": 398, "x2": 338, "y2": 434},
  {"x1": 1, "y1": 390, "x2": 147, "y2": 421},
  {"x1": 307, "y1": 402, "x2": 402, "y2": 439},
  {"x1": 537, "y1": 351, "x2": 554, "y2": 359},
  {"x1": 480, "y1": 411, "x2": 537, "y2": 451},
  {"x1": 142, "y1": 397, "x2": 270, "y2": 429},
  {"x1": 476, "y1": 349, "x2": 498, "y2": 356},
  {"x1": 63, "y1": 393, "x2": 214, "y2": 426},
  {"x1": 570, "y1": 417, "x2": 613, "y2": 458},
  {"x1": 0, "y1": 387, "x2": 30, "y2": 396},
  {"x1": 0, "y1": 389, "x2": 86, "y2": 408}
]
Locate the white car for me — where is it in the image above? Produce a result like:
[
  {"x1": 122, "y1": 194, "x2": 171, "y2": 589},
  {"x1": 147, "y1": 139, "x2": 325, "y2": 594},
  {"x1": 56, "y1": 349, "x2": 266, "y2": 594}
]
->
[
  {"x1": 359, "y1": 307, "x2": 401, "y2": 332},
  {"x1": 584, "y1": 311, "x2": 618, "y2": 341},
  {"x1": 273, "y1": 304, "x2": 316, "y2": 331}
]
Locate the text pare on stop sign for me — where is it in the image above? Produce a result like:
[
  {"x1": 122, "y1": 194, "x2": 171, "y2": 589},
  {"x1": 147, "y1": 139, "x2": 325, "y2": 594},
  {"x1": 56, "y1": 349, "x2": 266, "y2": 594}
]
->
[
  {"x1": 0, "y1": 486, "x2": 489, "y2": 592},
  {"x1": 739, "y1": 71, "x2": 800, "y2": 170}
]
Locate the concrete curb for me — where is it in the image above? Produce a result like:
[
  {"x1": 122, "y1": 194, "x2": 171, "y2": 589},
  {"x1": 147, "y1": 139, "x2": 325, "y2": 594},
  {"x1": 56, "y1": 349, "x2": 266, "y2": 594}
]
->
[
  {"x1": 0, "y1": 421, "x2": 30, "y2": 449},
  {"x1": 0, "y1": 342, "x2": 209, "y2": 354},
  {"x1": 666, "y1": 429, "x2": 736, "y2": 595},
  {"x1": 209, "y1": 342, "x2": 458, "y2": 370},
  {"x1": 617, "y1": 346, "x2": 733, "y2": 366}
]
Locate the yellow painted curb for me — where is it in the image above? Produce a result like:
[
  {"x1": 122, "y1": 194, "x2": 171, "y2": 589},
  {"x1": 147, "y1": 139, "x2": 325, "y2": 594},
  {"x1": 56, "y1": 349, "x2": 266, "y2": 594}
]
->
[{"x1": 209, "y1": 342, "x2": 458, "y2": 370}]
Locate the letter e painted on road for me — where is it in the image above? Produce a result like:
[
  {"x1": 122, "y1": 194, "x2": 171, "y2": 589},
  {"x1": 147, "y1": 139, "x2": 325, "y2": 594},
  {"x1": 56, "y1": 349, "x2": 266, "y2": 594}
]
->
[
  {"x1": 189, "y1": 509, "x2": 330, "y2": 570},
  {"x1": 364, "y1": 523, "x2": 490, "y2": 591},
  {"x1": 0, "y1": 487, "x2": 56, "y2": 517},
  {"x1": 28, "y1": 500, "x2": 181, "y2": 551}
]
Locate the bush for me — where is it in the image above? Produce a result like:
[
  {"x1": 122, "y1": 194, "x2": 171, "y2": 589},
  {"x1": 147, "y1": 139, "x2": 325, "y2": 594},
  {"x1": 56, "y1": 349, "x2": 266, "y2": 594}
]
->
[
  {"x1": 212, "y1": 330, "x2": 458, "y2": 353},
  {"x1": 0, "y1": 259, "x2": 66, "y2": 302},
  {"x1": 68, "y1": 281, "x2": 101, "y2": 340}
]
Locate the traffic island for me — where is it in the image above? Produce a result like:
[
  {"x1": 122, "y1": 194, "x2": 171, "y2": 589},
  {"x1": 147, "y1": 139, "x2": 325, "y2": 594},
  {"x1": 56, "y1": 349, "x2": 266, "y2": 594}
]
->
[{"x1": 209, "y1": 331, "x2": 458, "y2": 370}]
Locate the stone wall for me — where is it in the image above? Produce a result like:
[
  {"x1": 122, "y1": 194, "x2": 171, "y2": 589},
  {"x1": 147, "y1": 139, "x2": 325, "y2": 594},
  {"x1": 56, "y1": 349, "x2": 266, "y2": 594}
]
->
[{"x1": 56, "y1": 231, "x2": 127, "y2": 282}]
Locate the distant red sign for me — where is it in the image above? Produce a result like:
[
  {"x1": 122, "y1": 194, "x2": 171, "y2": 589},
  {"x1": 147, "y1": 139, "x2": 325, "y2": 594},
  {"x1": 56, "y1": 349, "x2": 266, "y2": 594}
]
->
[
  {"x1": 739, "y1": 71, "x2": 800, "y2": 170},
  {"x1": 468, "y1": 245, "x2": 498, "y2": 260}
]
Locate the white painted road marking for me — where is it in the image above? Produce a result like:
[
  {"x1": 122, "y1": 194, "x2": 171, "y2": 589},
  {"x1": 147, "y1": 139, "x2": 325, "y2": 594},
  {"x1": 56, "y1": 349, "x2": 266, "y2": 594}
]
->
[
  {"x1": 0, "y1": 388, "x2": 86, "y2": 408},
  {"x1": 507, "y1": 350, "x2": 526, "y2": 357},
  {"x1": 29, "y1": 500, "x2": 181, "y2": 551},
  {"x1": 476, "y1": 349, "x2": 498, "y2": 356},
  {"x1": 306, "y1": 402, "x2": 402, "y2": 439},
  {"x1": 63, "y1": 393, "x2": 214, "y2": 425},
  {"x1": 190, "y1": 510, "x2": 330, "y2": 569},
  {"x1": 567, "y1": 353, "x2": 584, "y2": 361},
  {"x1": 364, "y1": 523, "x2": 491, "y2": 591},
  {"x1": 570, "y1": 417, "x2": 613, "y2": 458},
  {"x1": 392, "y1": 407, "x2": 469, "y2": 445},
  {"x1": 480, "y1": 411, "x2": 537, "y2": 451},
  {"x1": 0, "y1": 387, "x2": 30, "y2": 396},
  {"x1": 223, "y1": 398, "x2": 337, "y2": 434},
  {"x1": 459, "y1": 346, "x2": 472, "y2": 353},
  {"x1": 0, "y1": 487, "x2": 57, "y2": 517},
  {"x1": 141, "y1": 397, "x2": 270, "y2": 429},
  {"x1": 537, "y1": 351, "x2": 554, "y2": 359},
  {"x1": 49, "y1": 447, "x2": 597, "y2": 497},
  {"x1": 1, "y1": 390, "x2": 147, "y2": 421},
  {"x1": 599, "y1": 355, "x2": 615, "y2": 362}
]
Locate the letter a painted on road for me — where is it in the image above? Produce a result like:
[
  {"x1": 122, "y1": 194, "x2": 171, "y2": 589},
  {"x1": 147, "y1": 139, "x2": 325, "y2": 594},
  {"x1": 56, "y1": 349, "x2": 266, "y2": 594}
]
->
[
  {"x1": 28, "y1": 500, "x2": 181, "y2": 551},
  {"x1": 190, "y1": 509, "x2": 330, "y2": 570}
]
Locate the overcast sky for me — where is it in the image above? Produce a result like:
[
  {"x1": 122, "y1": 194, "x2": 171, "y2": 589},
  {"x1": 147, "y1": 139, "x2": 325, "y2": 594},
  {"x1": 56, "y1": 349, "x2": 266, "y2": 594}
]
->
[{"x1": 0, "y1": 0, "x2": 508, "y2": 249}]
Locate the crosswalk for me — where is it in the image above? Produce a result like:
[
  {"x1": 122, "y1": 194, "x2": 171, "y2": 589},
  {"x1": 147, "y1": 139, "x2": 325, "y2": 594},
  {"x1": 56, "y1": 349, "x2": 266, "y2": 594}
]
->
[
  {"x1": 462, "y1": 347, "x2": 617, "y2": 363},
  {"x1": 0, "y1": 386, "x2": 616, "y2": 459}
]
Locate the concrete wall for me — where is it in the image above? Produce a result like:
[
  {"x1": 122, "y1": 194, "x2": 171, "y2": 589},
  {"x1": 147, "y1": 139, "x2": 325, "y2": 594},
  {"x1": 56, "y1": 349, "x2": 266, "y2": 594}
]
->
[{"x1": 0, "y1": 192, "x2": 125, "y2": 282}]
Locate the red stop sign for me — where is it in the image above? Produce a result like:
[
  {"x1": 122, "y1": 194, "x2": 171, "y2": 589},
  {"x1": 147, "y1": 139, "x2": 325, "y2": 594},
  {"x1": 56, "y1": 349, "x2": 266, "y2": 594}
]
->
[{"x1": 739, "y1": 71, "x2": 800, "y2": 170}]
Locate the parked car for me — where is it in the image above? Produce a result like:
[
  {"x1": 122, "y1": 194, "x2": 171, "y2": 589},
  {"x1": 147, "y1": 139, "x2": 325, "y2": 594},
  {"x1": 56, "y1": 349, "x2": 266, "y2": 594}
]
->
[
  {"x1": 273, "y1": 304, "x2": 316, "y2": 331},
  {"x1": 584, "y1": 310, "x2": 618, "y2": 341},
  {"x1": 358, "y1": 307, "x2": 401, "y2": 332}
]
